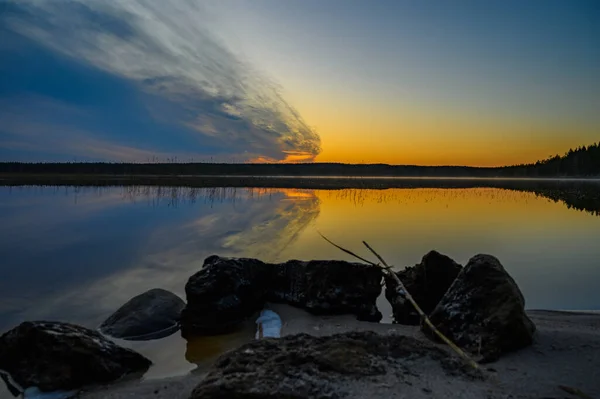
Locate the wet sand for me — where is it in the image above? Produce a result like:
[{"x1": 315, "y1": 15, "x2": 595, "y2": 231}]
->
[{"x1": 77, "y1": 306, "x2": 600, "y2": 399}]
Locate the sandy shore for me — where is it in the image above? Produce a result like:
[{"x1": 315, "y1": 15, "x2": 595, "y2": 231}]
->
[{"x1": 63, "y1": 307, "x2": 600, "y2": 398}]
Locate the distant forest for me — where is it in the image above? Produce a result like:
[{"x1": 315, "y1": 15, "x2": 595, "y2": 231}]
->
[{"x1": 1, "y1": 142, "x2": 599, "y2": 177}]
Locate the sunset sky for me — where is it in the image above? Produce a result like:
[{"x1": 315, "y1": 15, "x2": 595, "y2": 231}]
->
[{"x1": 1, "y1": 0, "x2": 598, "y2": 166}]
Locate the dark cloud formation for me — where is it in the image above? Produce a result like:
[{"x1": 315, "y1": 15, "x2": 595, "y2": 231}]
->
[{"x1": 0, "y1": 1, "x2": 321, "y2": 162}]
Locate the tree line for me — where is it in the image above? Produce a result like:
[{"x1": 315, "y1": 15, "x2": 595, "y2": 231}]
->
[
  {"x1": 497, "y1": 142, "x2": 600, "y2": 177},
  {"x1": 0, "y1": 142, "x2": 598, "y2": 177}
]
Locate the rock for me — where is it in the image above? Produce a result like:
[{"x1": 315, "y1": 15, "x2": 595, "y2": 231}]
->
[
  {"x1": 0, "y1": 321, "x2": 151, "y2": 392},
  {"x1": 181, "y1": 256, "x2": 384, "y2": 336},
  {"x1": 190, "y1": 331, "x2": 467, "y2": 399},
  {"x1": 426, "y1": 254, "x2": 536, "y2": 362},
  {"x1": 99, "y1": 288, "x2": 185, "y2": 341},
  {"x1": 270, "y1": 260, "x2": 383, "y2": 322},
  {"x1": 181, "y1": 256, "x2": 273, "y2": 337},
  {"x1": 385, "y1": 251, "x2": 462, "y2": 324}
]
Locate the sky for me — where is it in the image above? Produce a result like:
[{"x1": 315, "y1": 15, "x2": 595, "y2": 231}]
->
[{"x1": 0, "y1": 0, "x2": 598, "y2": 166}]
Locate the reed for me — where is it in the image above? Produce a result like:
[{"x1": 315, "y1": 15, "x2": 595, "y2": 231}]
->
[{"x1": 319, "y1": 232, "x2": 480, "y2": 371}]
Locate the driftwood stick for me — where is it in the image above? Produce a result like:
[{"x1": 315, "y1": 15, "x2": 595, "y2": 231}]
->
[
  {"x1": 361, "y1": 241, "x2": 480, "y2": 370},
  {"x1": 319, "y1": 233, "x2": 479, "y2": 371}
]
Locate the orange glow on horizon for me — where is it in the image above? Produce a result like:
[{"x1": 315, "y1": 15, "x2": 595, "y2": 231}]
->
[
  {"x1": 250, "y1": 150, "x2": 317, "y2": 164},
  {"x1": 277, "y1": 82, "x2": 599, "y2": 167}
]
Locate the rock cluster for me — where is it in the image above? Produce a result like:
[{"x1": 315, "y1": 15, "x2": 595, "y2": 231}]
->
[
  {"x1": 385, "y1": 250, "x2": 462, "y2": 324},
  {"x1": 181, "y1": 255, "x2": 383, "y2": 336},
  {"x1": 426, "y1": 254, "x2": 536, "y2": 362},
  {"x1": 0, "y1": 251, "x2": 536, "y2": 398},
  {"x1": 385, "y1": 252, "x2": 535, "y2": 361}
]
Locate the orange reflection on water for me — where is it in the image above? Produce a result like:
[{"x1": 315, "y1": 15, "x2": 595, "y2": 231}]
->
[
  {"x1": 278, "y1": 188, "x2": 318, "y2": 199},
  {"x1": 278, "y1": 187, "x2": 600, "y2": 268}
]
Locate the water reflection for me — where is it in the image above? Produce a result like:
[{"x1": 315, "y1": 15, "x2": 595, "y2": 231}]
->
[
  {"x1": 0, "y1": 187, "x2": 320, "y2": 330},
  {"x1": 0, "y1": 182, "x2": 599, "y2": 381},
  {"x1": 184, "y1": 322, "x2": 256, "y2": 369}
]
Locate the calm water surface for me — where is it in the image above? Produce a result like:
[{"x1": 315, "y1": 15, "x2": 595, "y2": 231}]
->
[{"x1": 0, "y1": 182, "x2": 599, "y2": 382}]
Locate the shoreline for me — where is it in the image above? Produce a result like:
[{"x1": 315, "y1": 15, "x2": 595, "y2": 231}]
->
[
  {"x1": 75, "y1": 307, "x2": 600, "y2": 399},
  {"x1": 2, "y1": 174, "x2": 598, "y2": 217},
  {"x1": 1, "y1": 173, "x2": 599, "y2": 190}
]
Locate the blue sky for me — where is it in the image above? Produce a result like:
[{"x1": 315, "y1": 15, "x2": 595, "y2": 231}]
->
[{"x1": 0, "y1": 1, "x2": 598, "y2": 165}]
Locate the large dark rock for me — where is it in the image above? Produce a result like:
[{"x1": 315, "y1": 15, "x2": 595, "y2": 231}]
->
[
  {"x1": 385, "y1": 251, "x2": 462, "y2": 324},
  {"x1": 190, "y1": 331, "x2": 465, "y2": 399},
  {"x1": 426, "y1": 254, "x2": 536, "y2": 362},
  {"x1": 99, "y1": 288, "x2": 185, "y2": 341},
  {"x1": 270, "y1": 260, "x2": 383, "y2": 322},
  {"x1": 181, "y1": 256, "x2": 273, "y2": 337},
  {"x1": 181, "y1": 256, "x2": 383, "y2": 336},
  {"x1": 0, "y1": 321, "x2": 151, "y2": 392}
]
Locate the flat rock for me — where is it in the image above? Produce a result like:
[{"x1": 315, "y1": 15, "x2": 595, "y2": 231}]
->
[
  {"x1": 99, "y1": 288, "x2": 185, "y2": 341},
  {"x1": 385, "y1": 251, "x2": 462, "y2": 324},
  {"x1": 190, "y1": 331, "x2": 482, "y2": 399},
  {"x1": 180, "y1": 256, "x2": 383, "y2": 336},
  {"x1": 426, "y1": 254, "x2": 536, "y2": 362},
  {"x1": 0, "y1": 321, "x2": 151, "y2": 392}
]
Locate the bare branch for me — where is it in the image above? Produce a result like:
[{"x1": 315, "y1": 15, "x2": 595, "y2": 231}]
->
[
  {"x1": 318, "y1": 232, "x2": 378, "y2": 266},
  {"x1": 361, "y1": 241, "x2": 480, "y2": 371}
]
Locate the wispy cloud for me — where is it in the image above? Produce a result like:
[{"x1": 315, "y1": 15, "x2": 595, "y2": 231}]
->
[{"x1": 1, "y1": 0, "x2": 321, "y2": 162}]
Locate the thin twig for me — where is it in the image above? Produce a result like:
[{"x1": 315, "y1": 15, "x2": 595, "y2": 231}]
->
[
  {"x1": 362, "y1": 241, "x2": 394, "y2": 271},
  {"x1": 318, "y1": 232, "x2": 378, "y2": 266}
]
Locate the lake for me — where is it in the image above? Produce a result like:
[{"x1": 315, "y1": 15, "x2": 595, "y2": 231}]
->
[{"x1": 0, "y1": 179, "x2": 599, "y2": 381}]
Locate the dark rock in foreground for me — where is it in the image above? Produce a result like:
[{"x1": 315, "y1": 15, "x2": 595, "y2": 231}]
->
[
  {"x1": 0, "y1": 321, "x2": 151, "y2": 392},
  {"x1": 99, "y1": 288, "x2": 185, "y2": 341},
  {"x1": 270, "y1": 260, "x2": 382, "y2": 322},
  {"x1": 181, "y1": 256, "x2": 273, "y2": 336},
  {"x1": 385, "y1": 250, "x2": 462, "y2": 324},
  {"x1": 181, "y1": 256, "x2": 383, "y2": 337},
  {"x1": 190, "y1": 331, "x2": 471, "y2": 399},
  {"x1": 426, "y1": 254, "x2": 536, "y2": 362}
]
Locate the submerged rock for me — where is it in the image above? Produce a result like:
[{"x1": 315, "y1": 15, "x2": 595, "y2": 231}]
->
[
  {"x1": 181, "y1": 256, "x2": 272, "y2": 337},
  {"x1": 181, "y1": 256, "x2": 383, "y2": 336},
  {"x1": 270, "y1": 260, "x2": 383, "y2": 322},
  {"x1": 426, "y1": 254, "x2": 536, "y2": 362},
  {"x1": 0, "y1": 321, "x2": 151, "y2": 392},
  {"x1": 190, "y1": 331, "x2": 473, "y2": 399},
  {"x1": 385, "y1": 251, "x2": 462, "y2": 324},
  {"x1": 99, "y1": 288, "x2": 185, "y2": 341}
]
